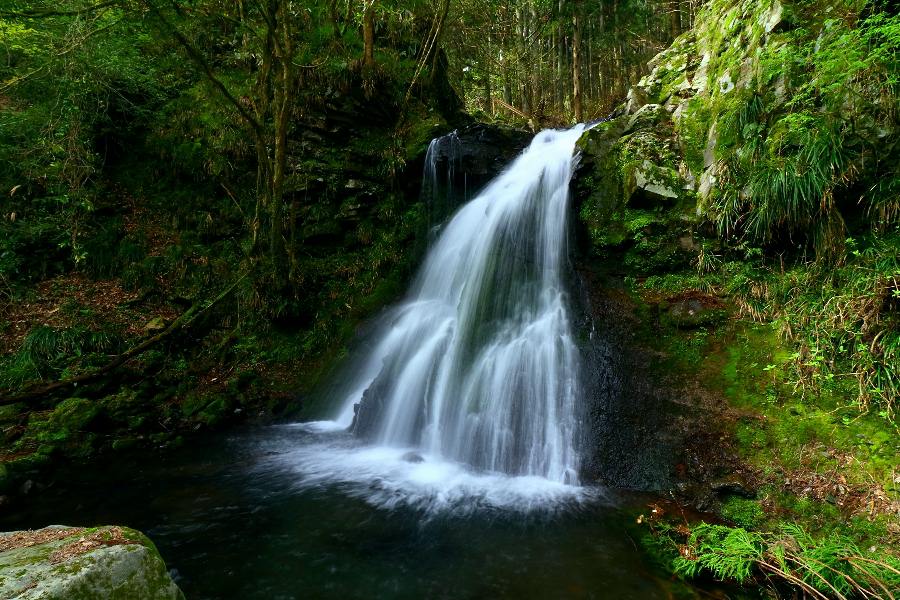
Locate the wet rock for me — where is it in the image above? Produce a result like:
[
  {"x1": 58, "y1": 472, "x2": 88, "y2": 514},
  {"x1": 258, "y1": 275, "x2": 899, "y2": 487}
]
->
[
  {"x1": 423, "y1": 122, "x2": 530, "y2": 222},
  {"x1": 711, "y1": 479, "x2": 757, "y2": 499},
  {"x1": 401, "y1": 452, "x2": 425, "y2": 464},
  {"x1": 350, "y1": 382, "x2": 386, "y2": 440},
  {"x1": 0, "y1": 525, "x2": 184, "y2": 600},
  {"x1": 437, "y1": 123, "x2": 530, "y2": 182}
]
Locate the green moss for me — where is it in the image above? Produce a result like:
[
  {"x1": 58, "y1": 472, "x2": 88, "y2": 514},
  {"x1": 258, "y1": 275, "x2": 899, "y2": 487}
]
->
[
  {"x1": 721, "y1": 497, "x2": 764, "y2": 529},
  {"x1": 0, "y1": 526, "x2": 184, "y2": 599},
  {"x1": 197, "y1": 396, "x2": 231, "y2": 426}
]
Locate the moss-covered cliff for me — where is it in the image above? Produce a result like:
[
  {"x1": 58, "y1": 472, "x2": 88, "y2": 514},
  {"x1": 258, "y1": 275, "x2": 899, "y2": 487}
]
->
[{"x1": 574, "y1": 0, "x2": 899, "y2": 595}]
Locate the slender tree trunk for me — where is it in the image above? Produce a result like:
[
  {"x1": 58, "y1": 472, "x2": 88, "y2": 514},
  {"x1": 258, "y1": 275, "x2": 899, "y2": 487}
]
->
[
  {"x1": 271, "y1": 0, "x2": 294, "y2": 285},
  {"x1": 670, "y1": 0, "x2": 682, "y2": 38},
  {"x1": 503, "y1": 68, "x2": 512, "y2": 105},
  {"x1": 363, "y1": 0, "x2": 375, "y2": 68},
  {"x1": 482, "y1": 35, "x2": 493, "y2": 113},
  {"x1": 572, "y1": 0, "x2": 583, "y2": 122}
]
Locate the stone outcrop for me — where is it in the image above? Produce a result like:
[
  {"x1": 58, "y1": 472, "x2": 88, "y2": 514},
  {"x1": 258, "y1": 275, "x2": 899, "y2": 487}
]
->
[
  {"x1": 0, "y1": 525, "x2": 183, "y2": 600},
  {"x1": 572, "y1": 0, "x2": 804, "y2": 274}
]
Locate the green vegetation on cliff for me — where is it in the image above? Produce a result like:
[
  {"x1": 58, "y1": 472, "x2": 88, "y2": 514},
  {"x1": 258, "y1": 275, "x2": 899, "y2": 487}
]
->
[{"x1": 574, "y1": 0, "x2": 899, "y2": 595}]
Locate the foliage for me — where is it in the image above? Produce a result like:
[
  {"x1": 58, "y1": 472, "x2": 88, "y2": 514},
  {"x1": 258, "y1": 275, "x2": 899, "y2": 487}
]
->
[
  {"x1": 707, "y1": 0, "x2": 900, "y2": 259},
  {"x1": 0, "y1": 3, "x2": 168, "y2": 287},
  {"x1": 720, "y1": 232, "x2": 900, "y2": 416},
  {"x1": 0, "y1": 325, "x2": 124, "y2": 388},
  {"x1": 649, "y1": 521, "x2": 900, "y2": 598}
]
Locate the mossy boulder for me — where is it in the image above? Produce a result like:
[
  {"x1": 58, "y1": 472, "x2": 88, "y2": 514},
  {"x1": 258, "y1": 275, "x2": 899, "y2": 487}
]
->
[
  {"x1": 0, "y1": 525, "x2": 184, "y2": 600},
  {"x1": 10, "y1": 399, "x2": 101, "y2": 463},
  {"x1": 575, "y1": 109, "x2": 698, "y2": 275},
  {"x1": 47, "y1": 398, "x2": 100, "y2": 433}
]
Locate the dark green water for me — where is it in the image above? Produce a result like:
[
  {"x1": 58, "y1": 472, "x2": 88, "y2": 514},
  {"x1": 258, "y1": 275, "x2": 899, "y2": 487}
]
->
[{"x1": 0, "y1": 426, "x2": 706, "y2": 599}]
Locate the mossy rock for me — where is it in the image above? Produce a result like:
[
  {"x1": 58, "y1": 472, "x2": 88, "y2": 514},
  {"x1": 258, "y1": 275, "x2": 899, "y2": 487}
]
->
[
  {"x1": 13, "y1": 399, "x2": 101, "y2": 456},
  {"x1": 197, "y1": 396, "x2": 232, "y2": 426},
  {"x1": 720, "y1": 496, "x2": 764, "y2": 529},
  {"x1": 664, "y1": 298, "x2": 729, "y2": 328},
  {"x1": 0, "y1": 525, "x2": 184, "y2": 600},
  {"x1": 576, "y1": 111, "x2": 698, "y2": 273},
  {"x1": 180, "y1": 392, "x2": 234, "y2": 426},
  {"x1": 48, "y1": 398, "x2": 100, "y2": 432}
]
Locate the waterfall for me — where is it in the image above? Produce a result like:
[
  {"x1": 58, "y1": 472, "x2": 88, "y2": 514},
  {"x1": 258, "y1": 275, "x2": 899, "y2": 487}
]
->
[
  {"x1": 334, "y1": 125, "x2": 586, "y2": 485},
  {"x1": 421, "y1": 130, "x2": 464, "y2": 228}
]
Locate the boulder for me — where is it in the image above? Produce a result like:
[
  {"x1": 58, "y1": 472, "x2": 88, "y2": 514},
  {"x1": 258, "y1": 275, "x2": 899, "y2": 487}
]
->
[
  {"x1": 632, "y1": 160, "x2": 680, "y2": 203},
  {"x1": 0, "y1": 525, "x2": 184, "y2": 600},
  {"x1": 401, "y1": 452, "x2": 425, "y2": 463}
]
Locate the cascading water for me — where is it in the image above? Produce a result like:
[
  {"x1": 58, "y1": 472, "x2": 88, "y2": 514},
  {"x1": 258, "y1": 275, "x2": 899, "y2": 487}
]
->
[
  {"x1": 334, "y1": 125, "x2": 587, "y2": 485},
  {"x1": 421, "y1": 130, "x2": 464, "y2": 231}
]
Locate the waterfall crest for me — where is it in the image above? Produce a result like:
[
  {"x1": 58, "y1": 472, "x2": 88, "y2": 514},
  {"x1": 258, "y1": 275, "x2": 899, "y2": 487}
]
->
[{"x1": 336, "y1": 125, "x2": 586, "y2": 484}]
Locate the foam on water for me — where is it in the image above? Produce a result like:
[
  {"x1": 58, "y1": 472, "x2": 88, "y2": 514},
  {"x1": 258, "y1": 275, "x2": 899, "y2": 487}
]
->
[{"x1": 269, "y1": 425, "x2": 598, "y2": 515}]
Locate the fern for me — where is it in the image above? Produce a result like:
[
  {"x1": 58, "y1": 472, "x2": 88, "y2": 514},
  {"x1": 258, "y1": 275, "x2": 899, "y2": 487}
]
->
[{"x1": 666, "y1": 521, "x2": 900, "y2": 597}]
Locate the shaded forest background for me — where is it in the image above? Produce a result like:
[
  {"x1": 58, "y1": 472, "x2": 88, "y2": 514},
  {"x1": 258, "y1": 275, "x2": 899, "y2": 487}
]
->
[{"x1": 0, "y1": 0, "x2": 691, "y2": 398}]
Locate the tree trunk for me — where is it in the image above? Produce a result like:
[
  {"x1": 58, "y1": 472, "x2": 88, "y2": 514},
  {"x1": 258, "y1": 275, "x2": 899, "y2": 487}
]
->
[
  {"x1": 482, "y1": 37, "x2": 492, "y2": 113},
  {"x1": 572, "y1": 0, "x2": 583, "y2": 122},
  {"x1": 270, "y1": 0, "x2": 294, "y2": 286},
  {"x1": 363, "y1": 0, "x2": 375, "y2": 68},
  {"x1": 670, "y1": 0, "x2": 682, "y2": 38}
]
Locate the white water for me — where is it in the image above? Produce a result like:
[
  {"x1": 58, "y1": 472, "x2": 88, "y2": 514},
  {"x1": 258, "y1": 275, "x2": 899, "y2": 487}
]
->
[{"x1": 290, "y1": 126, "x2": 589, "y2": 510}]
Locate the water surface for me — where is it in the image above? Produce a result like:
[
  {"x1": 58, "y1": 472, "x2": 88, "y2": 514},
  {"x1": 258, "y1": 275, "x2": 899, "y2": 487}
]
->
[{"x1": 1, "y1": 425, "x2": 699, "y2": 599}]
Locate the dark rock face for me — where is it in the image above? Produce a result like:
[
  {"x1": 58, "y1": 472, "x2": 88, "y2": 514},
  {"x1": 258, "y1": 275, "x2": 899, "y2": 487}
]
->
[
  {"x1": 573, "y1": 263, "x2": 743, "y2": 508},
  {"x1": 423, "y1": 123, "x2": 531, "y2": 225},
  {"x1": 401, "y1": 452, "x2": 425, "y2": 463},
  {"x1": 444, "y1": 123, "x2": 531, "y2": 183},
  {"x1": 350, "y1": 381, "x2": 386, "y2": 441},
  {"x1": 574, "y1": 268, "x2": 683, "y2": 491}
]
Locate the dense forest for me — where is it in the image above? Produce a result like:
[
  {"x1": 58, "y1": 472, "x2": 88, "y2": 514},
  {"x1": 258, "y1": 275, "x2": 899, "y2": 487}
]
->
[{"x1": 0, "y1": 0, "x2": 898, "y2": 598}]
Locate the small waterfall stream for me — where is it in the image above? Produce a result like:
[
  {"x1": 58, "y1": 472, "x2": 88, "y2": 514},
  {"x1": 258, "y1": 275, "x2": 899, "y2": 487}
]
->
[
  {"x1": 421, "y1": 130, "x2": 464, "y2": 230},
  {"x1": 328, "y1": 125, "x2": 587, "y2": 487}
]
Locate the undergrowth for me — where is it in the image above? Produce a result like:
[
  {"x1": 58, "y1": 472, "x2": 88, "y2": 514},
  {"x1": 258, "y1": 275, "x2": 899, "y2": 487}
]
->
[
  {"x1": 717, "y1": 232, "x2": 900, "y2": 418},
  {"x1": 646, "y1": 521, "x2": 900, "y2": 599},
  {"x1": 0, "y1": 325, "x2": 124, "y2": 389}
]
